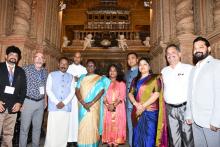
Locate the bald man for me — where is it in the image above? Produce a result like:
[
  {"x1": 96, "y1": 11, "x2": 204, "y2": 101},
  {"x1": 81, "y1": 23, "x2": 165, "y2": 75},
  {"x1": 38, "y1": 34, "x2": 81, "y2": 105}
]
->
[{"x1": 67, "y1": 52, "x2": 87, "y2": 147}]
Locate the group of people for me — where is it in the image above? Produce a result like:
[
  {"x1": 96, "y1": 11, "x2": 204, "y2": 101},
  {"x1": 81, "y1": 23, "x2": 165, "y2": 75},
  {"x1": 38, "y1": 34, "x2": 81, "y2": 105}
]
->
[{"x1": 0, "y1": 36, "x2": 219, "y2": 147}]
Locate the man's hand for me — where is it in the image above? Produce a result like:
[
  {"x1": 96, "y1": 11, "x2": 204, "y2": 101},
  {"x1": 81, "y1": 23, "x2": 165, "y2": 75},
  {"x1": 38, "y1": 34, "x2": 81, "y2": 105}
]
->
[
  {"x1": 210, "y1": 125, "x2": 220, "y2": 132},
  {"x1": 185, "y1": 119, "x2": 193, "y2": 125},
  {"x1": 56, "y1": 102, "x2": 65, "y2": 109},
  {"x1": 12, "y1": 103, "x2": 21, "y2": 112},
  {"x1": 0, "y1": 101, "x2": 5, "y2": 112},
  {"x1": 20, "y1": 105, "x2": 24, "y2": 112},
  {"x1": 44, "y1": 99, "x2": 48, "y2": 109}
]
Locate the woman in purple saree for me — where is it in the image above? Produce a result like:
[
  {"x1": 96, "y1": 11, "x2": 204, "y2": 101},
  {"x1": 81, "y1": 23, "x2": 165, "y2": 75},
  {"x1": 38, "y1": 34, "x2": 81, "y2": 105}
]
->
[{"x1": 128, "y1": 57, "x2": 168, "y2": 147}]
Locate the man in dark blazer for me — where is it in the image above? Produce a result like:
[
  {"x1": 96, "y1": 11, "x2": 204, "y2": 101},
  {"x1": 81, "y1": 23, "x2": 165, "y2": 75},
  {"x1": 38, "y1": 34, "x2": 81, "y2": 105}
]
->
[{"x1": 0, "y1": 46, "x2": 26, "y2": 147}]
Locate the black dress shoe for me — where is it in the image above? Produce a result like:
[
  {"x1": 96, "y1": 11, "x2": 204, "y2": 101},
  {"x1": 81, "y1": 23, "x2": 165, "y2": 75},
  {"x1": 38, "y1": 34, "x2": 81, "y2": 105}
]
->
[{"x1": 67, "y1": 142, "x2": 78, "y2": 147}]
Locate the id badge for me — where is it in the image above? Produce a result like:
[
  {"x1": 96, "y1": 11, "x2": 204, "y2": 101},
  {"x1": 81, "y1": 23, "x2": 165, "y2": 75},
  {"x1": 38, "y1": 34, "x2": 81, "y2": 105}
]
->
[
  {"x1": 4, "y1": 86, "x2": 15, "y2": 94},
  {"x1": 39, "y1": 86, "x2": 45, "y2": 95}
]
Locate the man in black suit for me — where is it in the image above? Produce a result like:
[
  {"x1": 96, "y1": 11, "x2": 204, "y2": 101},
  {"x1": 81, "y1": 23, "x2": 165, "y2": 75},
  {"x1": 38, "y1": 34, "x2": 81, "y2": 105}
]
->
[{"x1": 0, "y1": 46, "x2": 26, "y2": 147}]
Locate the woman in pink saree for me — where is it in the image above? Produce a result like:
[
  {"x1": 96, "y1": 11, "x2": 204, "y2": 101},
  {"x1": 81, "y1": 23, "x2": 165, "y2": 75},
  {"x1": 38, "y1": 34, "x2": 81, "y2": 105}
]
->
[{"x1": 102, "y1": 64, "x2": 126, "y2": 147}]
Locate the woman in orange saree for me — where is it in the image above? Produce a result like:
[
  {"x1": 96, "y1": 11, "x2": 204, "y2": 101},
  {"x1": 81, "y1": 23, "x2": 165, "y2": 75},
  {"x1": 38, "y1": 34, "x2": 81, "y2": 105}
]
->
[
  {"x1": 102, "y1": 64, "x2": 126, "y2": 147},
  {"x1": 128, "y1": 57, "x2": 168, "y2": 147}
]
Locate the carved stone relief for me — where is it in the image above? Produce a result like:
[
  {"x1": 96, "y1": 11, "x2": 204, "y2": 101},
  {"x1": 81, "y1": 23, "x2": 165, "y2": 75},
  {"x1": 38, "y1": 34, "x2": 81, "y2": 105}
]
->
[{"x1": 12, "y1": 0, "x2": 31, "y2": 35}]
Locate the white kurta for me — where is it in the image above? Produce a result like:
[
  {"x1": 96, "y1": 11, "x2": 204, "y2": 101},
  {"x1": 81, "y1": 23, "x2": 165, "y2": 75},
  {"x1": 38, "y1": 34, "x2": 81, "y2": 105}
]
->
[
  {"x1": 45, "y1": 72, "x2": 75, "y2": 147},
  {"x1": 67, "y1": 63, "x2": 87, "y2": 142},
  {"x1": 44, "y1": 112, "x2": 70, "y2": 147}
]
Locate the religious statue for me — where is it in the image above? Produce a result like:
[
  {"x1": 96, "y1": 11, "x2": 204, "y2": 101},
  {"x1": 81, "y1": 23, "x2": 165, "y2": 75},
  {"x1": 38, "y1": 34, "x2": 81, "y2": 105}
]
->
[
  {"x1": 59, "y1": 1, "x2": 66, "y2": 11},
  {"x1": 117, "y1": 34, "x2": 128, "y2": 51},
  {"x1": 143, "y1": 36, "x2": 150, "y2": 47},
  {"x1": 62, "y1": 36, "x2": 70, "y2": 47},
  {"x1": 83, "y1": 34, "x2": 94, "y2": 50}
]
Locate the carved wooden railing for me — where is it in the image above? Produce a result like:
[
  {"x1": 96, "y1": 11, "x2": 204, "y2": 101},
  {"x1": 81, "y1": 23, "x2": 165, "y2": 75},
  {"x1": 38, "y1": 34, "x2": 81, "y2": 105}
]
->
[{"x1": 72, "y1": 30, "x2": 141, "y2": 40}]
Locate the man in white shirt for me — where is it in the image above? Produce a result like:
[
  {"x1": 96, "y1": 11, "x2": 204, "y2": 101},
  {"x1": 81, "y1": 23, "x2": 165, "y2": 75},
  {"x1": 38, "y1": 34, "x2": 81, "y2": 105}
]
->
[
  {"x1": 161, "y1": 44, "x2": 194, "y2": 147},
  {"x1": 44, "y1": 57, "x2": 75, "y2": 147},
  {"x1": 67, "y1": 52, "x2": 87, "y2": 147},
  {"x1": 186, "y1": 37, "x2": 220, "y2": 147}
]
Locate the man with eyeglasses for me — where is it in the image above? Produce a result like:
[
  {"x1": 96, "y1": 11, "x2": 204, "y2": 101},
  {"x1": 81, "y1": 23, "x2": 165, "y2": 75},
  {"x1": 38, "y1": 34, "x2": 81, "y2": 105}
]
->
[{"x1": 19, "y1": 50, "x2": 48, "y2": 147}]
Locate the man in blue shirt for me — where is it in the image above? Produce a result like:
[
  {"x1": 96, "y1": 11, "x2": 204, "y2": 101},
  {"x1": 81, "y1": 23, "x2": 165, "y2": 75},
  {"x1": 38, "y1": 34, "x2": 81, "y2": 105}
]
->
[
  {"x1": 19, "y1": 51, "x2": 48, "y2": 147},
  {"x1": 124, "y1": 52, "x2": 138, "y2": 147}
]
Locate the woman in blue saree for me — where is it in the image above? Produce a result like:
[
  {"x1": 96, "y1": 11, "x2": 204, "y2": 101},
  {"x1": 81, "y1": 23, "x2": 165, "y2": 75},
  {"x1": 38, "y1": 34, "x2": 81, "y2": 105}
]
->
[
  {"x1": 75, "y1": 59, "x2": 110, "y2": 147},
  {"x1": 128, "y1": 57, "x2": 168, "y2": 147}
]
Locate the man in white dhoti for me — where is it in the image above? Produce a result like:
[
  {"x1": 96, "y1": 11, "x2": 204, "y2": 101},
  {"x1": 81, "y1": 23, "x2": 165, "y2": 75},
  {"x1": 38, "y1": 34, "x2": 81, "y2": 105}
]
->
[
  {"x1": 67, "y1": 52, "x2": 87, "y2": 147},
  {"x1": 44, "y1": 57, "x2": 75, "y2": 147}
]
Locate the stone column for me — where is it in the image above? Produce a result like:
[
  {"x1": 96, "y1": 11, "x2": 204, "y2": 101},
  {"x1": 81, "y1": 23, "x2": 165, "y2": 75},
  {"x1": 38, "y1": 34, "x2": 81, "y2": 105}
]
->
[
  {"x1": 214, "y1": 0, "x2": 220, "y2": 30},
  {"x1": 175, "y1": 0, "x2": 195, "y2": 64},
  {"x1": 176, "y1": 0, "x2": 194, "y2": 36},
  {"x1": 0, "y1": 0, "x2": 7, "y2": 36},
  {"x1": 12, "y1": 0, "x2": 31, "y2": 36},
  {"x1": 150, "y1": 42, "x2": 167, "y2": 73},
  {"x1": 29, "y1": 0, "x2": 37, "y2": 38}
]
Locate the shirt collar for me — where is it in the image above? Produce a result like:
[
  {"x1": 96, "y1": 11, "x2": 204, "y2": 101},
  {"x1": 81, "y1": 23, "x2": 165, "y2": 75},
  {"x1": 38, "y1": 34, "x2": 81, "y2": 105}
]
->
[
  {"x1": 196, "y1": 55, "x2": 212, "y2": 67},
  {"x1": 169, "y1": 62, "x2": 181, "y2": 70},
  {"x1": 59, "y1": 71, "x2": 67, "y2": 75},
  {"x1": 6, "y1": 61, "x2": 15, "y2": 69},
  {"x1": 131, "y1": 66, "x2": 138, "y2": 71},
  {"x1": 71, "y1": 63, "x2": 81, "y2": 66},
  {"x1": 31, "y1": 64, "x2": 44, "y2": 71}
]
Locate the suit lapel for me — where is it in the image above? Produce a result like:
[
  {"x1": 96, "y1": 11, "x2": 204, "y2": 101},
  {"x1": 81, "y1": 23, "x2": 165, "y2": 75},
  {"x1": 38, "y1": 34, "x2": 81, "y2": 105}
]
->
[
  {"x1": 193, "y1": 56, "x2": 213, "y2": 87},
  {"x1": 12, "y1": 66, "x2": 19, "y2": 86},
  {"x1": 3, "y1": 62, "x2": 20, "y2": 87},
  {"x1": 2, "y1": 62, "x2": 11, "y2": 85}
]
